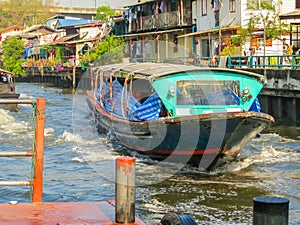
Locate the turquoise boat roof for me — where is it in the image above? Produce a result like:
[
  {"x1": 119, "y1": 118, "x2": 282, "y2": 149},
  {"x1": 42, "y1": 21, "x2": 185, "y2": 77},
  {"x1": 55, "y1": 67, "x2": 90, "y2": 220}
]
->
[{"x1": 94, "y1": 62, "x2": 265, "y2": 83}]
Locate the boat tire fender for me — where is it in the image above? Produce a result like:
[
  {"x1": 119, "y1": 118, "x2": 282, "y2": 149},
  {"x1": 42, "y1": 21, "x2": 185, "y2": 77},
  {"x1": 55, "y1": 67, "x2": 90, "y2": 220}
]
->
[{"x1": 160, "y1": 212, "x2": 197, "y2": 225}]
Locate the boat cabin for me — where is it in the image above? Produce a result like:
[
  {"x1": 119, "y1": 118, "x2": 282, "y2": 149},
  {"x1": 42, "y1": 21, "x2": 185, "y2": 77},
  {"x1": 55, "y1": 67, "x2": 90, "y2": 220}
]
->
[
  {"x1": 90, "y1": 63, "x2": 265, "y2": 120},
  {"x1": 152, "y1": 69, "x2": 263, "y2": 116}
]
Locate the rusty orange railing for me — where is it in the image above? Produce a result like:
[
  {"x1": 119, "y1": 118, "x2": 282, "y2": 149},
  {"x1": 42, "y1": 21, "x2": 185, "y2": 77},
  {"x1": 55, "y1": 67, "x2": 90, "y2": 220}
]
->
[{"x1": 0, "y1": 98, "x2": 46, "y2": 203}]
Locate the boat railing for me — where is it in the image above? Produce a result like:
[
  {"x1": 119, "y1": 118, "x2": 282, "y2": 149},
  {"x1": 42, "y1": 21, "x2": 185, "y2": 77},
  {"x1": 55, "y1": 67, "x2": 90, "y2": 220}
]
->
[{"x1": 0, "y1": 98, "x2": 46, "y2": 203}]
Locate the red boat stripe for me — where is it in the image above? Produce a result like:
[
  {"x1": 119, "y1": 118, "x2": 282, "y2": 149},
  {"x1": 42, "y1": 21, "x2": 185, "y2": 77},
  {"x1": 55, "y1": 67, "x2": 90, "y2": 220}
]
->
[{"x1": 150, "y1": 148, "x2": 220, "y2": 155}]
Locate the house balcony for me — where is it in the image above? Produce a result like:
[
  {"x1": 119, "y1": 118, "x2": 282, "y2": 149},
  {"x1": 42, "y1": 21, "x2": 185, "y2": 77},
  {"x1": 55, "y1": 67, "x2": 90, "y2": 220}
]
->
[{"x1": 129, "y1": 10, "x2": 192, "y2": 33}]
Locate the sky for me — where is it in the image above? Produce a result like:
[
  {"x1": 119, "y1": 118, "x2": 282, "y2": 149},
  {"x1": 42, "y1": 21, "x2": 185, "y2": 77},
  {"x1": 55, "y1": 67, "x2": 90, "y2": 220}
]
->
[{"x1": 56, "y1": 0, "x2": 138, "y2": 9}]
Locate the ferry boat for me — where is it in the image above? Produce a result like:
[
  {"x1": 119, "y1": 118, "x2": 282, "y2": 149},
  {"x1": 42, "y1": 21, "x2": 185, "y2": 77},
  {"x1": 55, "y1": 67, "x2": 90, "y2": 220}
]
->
[
  {"x1": 0, "y1": 68, "x2": 20, "y2": 111},
  {"x1": 86, "y1": 62, "x2": 274, "y2": 170}
]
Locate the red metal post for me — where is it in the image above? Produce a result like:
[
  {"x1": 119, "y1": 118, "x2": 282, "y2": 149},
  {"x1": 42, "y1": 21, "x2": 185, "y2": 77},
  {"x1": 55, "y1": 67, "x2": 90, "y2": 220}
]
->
[
  {"x1": 32, "y1": 98, "x2": 46, "y2": 203},
  {"x1": 115, "y1": 157, "x2": 136, "y2": 225}
]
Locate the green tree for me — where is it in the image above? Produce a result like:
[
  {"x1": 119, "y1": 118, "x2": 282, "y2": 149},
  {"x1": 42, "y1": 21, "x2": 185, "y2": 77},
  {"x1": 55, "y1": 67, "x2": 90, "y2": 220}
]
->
[
  {"x1": 84, "y1": 35, "x2": 125, "y2": 65},
  {"x1": 246, "y1": 0, "x2": 288, "y2": 56},
  {"x1": 0, "y1": 0, "x2": 57, "y2": 29},
  {"x1": 228, "y1": 17, "x2": 259, "y2": 48},
  {"x1": 228, "y1": 0, "x2": 288, "y2": 57},
  {"x1": 247, "y1": 0, "x2": 272, "y2": 10},
  {"x1": 95, "y1": 6, "x2": 116, "y2": 22},
  {"x1": 55, "y1": 46, "x2": 65, "y2": 62},
  {"x1": 2, "y1": 36, "x2": 25, "y2": 76}
]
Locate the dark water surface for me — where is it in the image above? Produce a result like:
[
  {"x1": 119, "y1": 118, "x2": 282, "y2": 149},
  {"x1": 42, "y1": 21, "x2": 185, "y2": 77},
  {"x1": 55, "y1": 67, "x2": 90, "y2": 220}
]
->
[{"x1": 0, "y1": 83, "x2": 299, "y2": 225}]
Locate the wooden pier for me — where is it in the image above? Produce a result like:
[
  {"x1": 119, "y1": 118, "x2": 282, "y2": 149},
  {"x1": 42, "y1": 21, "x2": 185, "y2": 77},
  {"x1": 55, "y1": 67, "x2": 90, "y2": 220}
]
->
[
  {"x1": 0, "y1": 98, "x2": 147, "y2": 225},
  {"x1": 0, "y1": 201, "x2": 146, "y2": 225}
]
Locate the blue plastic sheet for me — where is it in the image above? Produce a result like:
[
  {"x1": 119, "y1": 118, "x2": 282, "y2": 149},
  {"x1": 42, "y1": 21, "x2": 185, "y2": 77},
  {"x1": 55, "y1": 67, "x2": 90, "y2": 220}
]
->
[{"x1": 95, "y1": 80, "x2": 162, "y2": 121}]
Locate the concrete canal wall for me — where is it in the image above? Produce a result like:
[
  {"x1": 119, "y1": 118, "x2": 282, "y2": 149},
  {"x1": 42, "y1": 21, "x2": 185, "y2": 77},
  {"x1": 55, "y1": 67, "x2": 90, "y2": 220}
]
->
[
  {"x1": 16, "y1": 67, "x2": 300, "y2": 126},
  {"x1": 16, "y1": 67, "x2": 90, "y2": 90},
  {"x1": 242, "y1": 68, "x2": 300, "y2": 126}
]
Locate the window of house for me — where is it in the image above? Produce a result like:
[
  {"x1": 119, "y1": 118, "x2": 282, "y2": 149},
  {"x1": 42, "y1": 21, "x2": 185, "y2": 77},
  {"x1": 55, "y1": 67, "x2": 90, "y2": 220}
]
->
[
  {"x1": 291, "y1": 24, "x2": 300, "y2": 48},
  {"x1": 247, "y1": 0, "x2": 272, "y2": 9},
  {"x1": 258, "y1": 37, "x2": 272, "y2": 47},
  {"x1": 173, "y1": 34, "x2": 178, "y2": 53},
  {"x1": 201, "y1": 39, "x2": 210, "y2": 57},
  {"x1": 229, "y1": 0, "x2": 236, "y2": 13},
  {"x1": 171, "y1": 0, "x2": 178, "y2": 11},
  {"x1": 214, "y1": 11, "x2": 220, "y2": 27},
  {"x1": 296, "y1": 0, "x2": 300, "y2": 9},
  {"x1": 202, "y1": 0, "x2": 207, "y2": 16}
]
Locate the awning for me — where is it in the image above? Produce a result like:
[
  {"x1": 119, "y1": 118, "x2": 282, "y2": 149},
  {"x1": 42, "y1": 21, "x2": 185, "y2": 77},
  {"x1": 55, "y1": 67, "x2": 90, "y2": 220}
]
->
[
  {"x1": 280, "y1": 10, "x2": 300, "y2": 19},
  {"x1": 121, "y1": 28, "x2": 184, "y2": 38},
  {"x1": 66, "y1": 37, "x2": 97, "y2": 44},
  {"x1": 178, "y1": 26, "x2": 240, "y2": 38},
  {"x1": 50, "y1": 34, "x2": 79, "y2": 45},
  {"x1": 123, "y1": 0, "x2": 156, "y2": 8}
]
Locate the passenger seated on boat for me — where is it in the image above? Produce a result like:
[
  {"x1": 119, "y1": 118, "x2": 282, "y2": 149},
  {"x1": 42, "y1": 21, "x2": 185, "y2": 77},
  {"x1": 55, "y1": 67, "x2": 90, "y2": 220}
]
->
[{"x1": 176, "y1": 87, "x2": 194, "y2": 105}]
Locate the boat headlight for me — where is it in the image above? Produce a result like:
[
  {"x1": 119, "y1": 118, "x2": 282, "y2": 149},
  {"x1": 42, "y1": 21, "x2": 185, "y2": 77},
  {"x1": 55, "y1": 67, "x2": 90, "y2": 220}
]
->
[
  {"x1": 243, "y1": 87, "x2": 250, "y2": 94},
  {"x1": 240, "y1": 87, "x2": 253, "y2": 102},
  {"x1": 169, "y1": 86, "x2": 176, "y2": 96}
]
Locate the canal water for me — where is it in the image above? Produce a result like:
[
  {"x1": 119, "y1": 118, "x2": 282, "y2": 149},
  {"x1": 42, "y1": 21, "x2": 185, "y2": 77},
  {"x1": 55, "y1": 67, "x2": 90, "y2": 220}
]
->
[{"x1": 0, "y1": 83, "x2": 299, "y2": 225}]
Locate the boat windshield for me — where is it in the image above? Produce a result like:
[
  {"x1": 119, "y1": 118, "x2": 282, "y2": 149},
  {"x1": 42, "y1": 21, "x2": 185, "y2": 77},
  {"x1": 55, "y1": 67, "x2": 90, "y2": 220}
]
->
[{"x1": 176, "y1": 80, "x2": 240, "y2": 106}]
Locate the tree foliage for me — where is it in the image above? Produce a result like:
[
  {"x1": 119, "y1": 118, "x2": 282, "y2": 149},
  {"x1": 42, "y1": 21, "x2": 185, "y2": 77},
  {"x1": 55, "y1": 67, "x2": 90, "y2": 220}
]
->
[
  {"x1": 247, "y1": 1, "x2": 288, "y2": 55},
  {"x1": 95, "y1": 6, "x2": 116, "y2": 22},
  {"x1": 0, "y1": 0, "x2": 57, "y2": 29},
  {"x1": 247, "y1": 1, "x2": 288, "y2": 39},
  {"x1": 247, "y1": 0, "x2": 272, "y2": 10},
  {"x1": 84, "y1": 35, "x2": 125, "y2": 65},
  {"x1": 231, "y1": 1, "x2": 288, "y2": 48},
  {"x1": 2, "y1": 36, "x2": 25, "y2": 76}
]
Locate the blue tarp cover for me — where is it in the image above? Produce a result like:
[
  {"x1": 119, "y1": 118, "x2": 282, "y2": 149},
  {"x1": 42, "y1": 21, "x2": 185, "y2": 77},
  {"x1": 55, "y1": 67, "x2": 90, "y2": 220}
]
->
[{"x1": 94, "y1": 80, "x2": 162, "y2": 121}]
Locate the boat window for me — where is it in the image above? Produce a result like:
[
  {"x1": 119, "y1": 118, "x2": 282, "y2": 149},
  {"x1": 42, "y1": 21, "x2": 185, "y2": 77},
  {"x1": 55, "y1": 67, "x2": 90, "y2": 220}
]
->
[{"x1": 176, "y1": 80, "x2": 240, "y2": 106}]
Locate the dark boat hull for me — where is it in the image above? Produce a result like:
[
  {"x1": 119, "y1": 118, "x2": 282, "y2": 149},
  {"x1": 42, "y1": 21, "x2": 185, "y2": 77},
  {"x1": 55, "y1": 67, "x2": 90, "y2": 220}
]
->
[{"x1": 87, "y1": 91, "x2": 274, "y2": 170}]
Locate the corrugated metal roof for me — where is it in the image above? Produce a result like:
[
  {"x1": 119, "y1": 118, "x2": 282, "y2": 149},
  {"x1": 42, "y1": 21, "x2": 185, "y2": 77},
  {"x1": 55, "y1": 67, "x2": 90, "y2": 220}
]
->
[
  {"x1": 23, "y1": 24, "x2": 56, "y2": 33},
  {"x1": 56, "y1": 19, "x2": 94, "y2": 29},
  {"x1": 0, "y1": 25, "x2": 24, "y2": 34}
]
